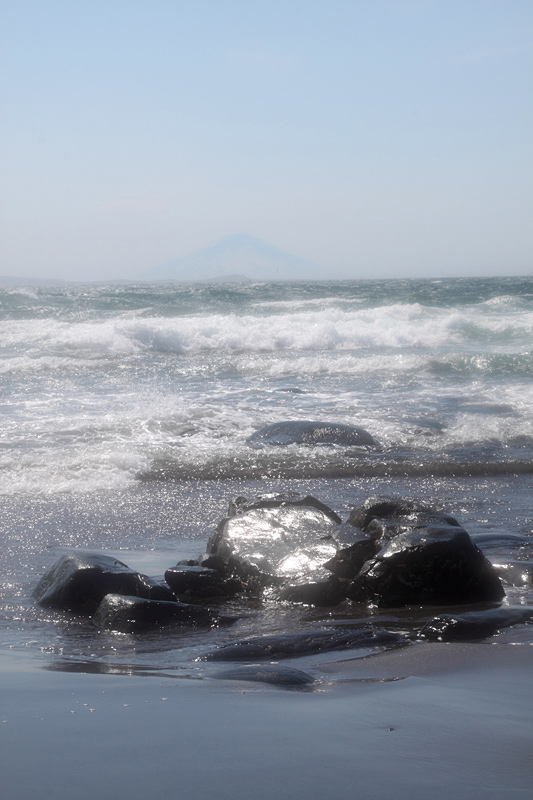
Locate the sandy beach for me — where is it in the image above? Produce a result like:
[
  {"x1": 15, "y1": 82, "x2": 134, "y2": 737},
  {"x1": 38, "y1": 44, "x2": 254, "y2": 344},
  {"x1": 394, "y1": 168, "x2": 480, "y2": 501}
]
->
[
  {"x1": 2, "y1": 475, "x2": 533, "y2": 799},
  {"x1": 3, "y1": 640, "x2": 532, "y2": 800}
]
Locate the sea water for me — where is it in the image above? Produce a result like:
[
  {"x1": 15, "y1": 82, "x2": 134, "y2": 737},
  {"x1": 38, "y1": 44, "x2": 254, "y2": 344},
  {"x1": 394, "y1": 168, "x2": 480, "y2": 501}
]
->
[{"x1": 1, "y1": 277, "x2": 533, "y2": 674}]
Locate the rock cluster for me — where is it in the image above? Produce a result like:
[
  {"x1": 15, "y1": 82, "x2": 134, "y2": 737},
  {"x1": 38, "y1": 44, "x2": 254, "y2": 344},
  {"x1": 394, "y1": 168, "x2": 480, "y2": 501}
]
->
[
  {"x1": 33, "y1": 551, "x2": 224, "y2": 632},
  {"x1": 33, "y1": 493, "x2": 507, "y2": 649},
  {"x1": 201, "y1": 493, "x2": 505, "y2": 609}
]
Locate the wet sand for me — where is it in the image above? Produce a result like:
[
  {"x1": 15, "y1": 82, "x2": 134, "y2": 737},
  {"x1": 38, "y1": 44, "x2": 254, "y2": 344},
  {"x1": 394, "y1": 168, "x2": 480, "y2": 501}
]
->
[{"x1": 2, "y1": 643, "x2": 532, "y2": 800}]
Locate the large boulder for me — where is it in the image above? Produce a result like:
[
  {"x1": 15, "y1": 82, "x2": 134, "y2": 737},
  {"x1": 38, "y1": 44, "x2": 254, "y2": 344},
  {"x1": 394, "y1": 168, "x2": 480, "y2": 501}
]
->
[
  {"x1": 346, "y1": 527, "x2": 505, "y2": 608},
  {"x1": 33, "y1": 552, "x2": 175, "y2": 613},
  {"x1": 206, "y1": 497, "x2": 340, "y2": 597},
  {"x1": 92, "y1": 594, "x2": 220, "y2": 633},
  {"x1": 340, "y1": 495, "x2": 504, "y2": 607},
  {"x1": 247, "y1": 421, "x2": 377, "y2": 448},
  {"x1": 201, "y1": 493, "x2": 506, "y2": 609}
]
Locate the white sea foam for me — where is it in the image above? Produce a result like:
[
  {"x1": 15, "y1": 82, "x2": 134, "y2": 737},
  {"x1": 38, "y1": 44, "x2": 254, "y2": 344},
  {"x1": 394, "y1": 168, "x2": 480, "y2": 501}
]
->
[
  {"x1": 0, "y1": 304, "x2": 500, "y2": 363},
  {"x1": 6, "y1": 287, "x2": 39, "y2": 300},
  {"x1": 1, "y1": 278, "x2": 532, "y2": 494}
]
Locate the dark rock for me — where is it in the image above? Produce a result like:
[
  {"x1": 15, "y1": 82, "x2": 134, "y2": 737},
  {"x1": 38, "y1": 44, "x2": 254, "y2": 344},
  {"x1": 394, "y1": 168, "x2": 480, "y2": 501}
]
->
[
  {"x1": 277, "y1": 576, "x2": 345, "y2": 606},
  {"x1": 33, "y1": 552, "x2": 175, "y2": 613},
  {"x1": 346, "y1": 529, "x2": 505, "y2": 608},
  {"x1": 323, "y1": 539, "x2": 380, "y2": 580},
  {"x1": 201, "y1": 627, "x2": 403, "y2": 661},
  {"x1": 419, "y1": 607, "x2": 533, "y2": 641},
  {"x1": 92, "y1": 593, "x2": 219, "y2": 633},
  {"x1": 197, "y1": 553, "x2": 228, "y2": 574},
  {"x1": 365, "y1": 514, "x2": 463, "y2": 542},
  {"x1": 227, "y1": 493, "x2": 342, "y2": 524},
  {"x1": 334, "y1": 521, "x2": 374, "y2": 546},
  {"x1": 164, "y1": 565, "x2": 242, "y2": 601},
  {"x1": 347, "y1": 496, "x2": 459, "y2": 533},
  {"x1": 206, "y1": 503, "x2": 339, "y2": 590},
  {"x1": 212, "y1": 665, "x2": 315, "y2": 686},
  {"x1": 247, "y1": 420, "x2": 377, "y2": 448}
]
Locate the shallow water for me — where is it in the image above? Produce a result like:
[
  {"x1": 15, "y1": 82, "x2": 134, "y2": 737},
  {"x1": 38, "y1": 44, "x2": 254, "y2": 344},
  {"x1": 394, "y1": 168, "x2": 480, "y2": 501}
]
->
[{"x1": 1, "y1": 475, "x2": 532, "y2": 681}]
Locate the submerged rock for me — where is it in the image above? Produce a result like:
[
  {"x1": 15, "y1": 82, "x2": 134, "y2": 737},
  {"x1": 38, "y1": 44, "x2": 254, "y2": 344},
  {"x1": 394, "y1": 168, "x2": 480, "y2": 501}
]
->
[
  {"x1": 247, "y1": 421, "x2": 377, "y2": 448},
  {"x1": 212, "y1": 665, "x2": 315, "y2": 687},
  {"x1": 419, "y1": 606, "x2": 533, "y2": 641},
  {"x1": 201, "y1": 627, "x2": 403, "y2": 661},
  {"x1": 92, "y1": 593, "x2": 219, "y2": 633},
  {"x1": 33, "y1": 552, "x2": 175, "y2": 613}
]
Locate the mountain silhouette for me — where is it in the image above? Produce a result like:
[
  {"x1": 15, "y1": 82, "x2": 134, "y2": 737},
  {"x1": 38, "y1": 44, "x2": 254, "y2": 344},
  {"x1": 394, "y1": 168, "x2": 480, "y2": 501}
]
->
[{"x1": 145, "y1": 233, "x2": 332, "y2": 281}]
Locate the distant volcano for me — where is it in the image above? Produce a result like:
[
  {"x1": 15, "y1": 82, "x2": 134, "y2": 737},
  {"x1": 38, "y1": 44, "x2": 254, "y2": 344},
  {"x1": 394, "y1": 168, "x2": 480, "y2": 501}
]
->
[{"x1": 145, "y1": 233, "x2": 333, "y2": 282}]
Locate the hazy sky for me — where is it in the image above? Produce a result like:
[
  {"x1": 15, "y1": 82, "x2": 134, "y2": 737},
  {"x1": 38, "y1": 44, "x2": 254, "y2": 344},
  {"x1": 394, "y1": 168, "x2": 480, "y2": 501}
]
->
[{"x1": 2, "y1": 0, "x2": 532, "y2": 280}]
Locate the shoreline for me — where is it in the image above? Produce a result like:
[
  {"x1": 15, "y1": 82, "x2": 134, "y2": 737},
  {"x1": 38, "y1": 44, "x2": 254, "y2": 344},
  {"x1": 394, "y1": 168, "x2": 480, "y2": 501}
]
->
[
  {"x1": 2, "y1": 474, "x2": 533, "y2": 798},
  {"x1": 2, "y1": 642, "x2": 532, "y2": 800}
]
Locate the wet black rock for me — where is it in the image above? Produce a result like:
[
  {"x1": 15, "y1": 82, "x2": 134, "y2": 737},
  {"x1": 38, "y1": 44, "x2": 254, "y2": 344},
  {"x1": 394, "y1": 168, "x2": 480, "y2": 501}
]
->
[
  {"x1": 197, "y1": 553, "x2": 228, "y2": 574},
  {"x1": 227, "y1": 493, "x2": 342, "y2": 524},
  {"x1": 365, "y1": 514, "x2": 463, "y2": 542},
  {"x1": 33, "y1": 552, "x2": 175, "y2": 613},
  {"x1": 164, "y1": 565, "x2": 242, "y2": 602},
  {"x1": 199, "y1": 493, "x2": 506, "y2": 610},
  {"x1": 347, "y1": 496, "x2": 460, "y2": 533},
  {"x1": 323, "y1": 539, "x2": 380, "y2": 580},
  {"x1": 419, "y1": 606, "x2": 533, "y2": 641},
  {"x1": 247, "y1": 421, "x2": 377, "y2": 448},
  {"x1": 206, "y1": 499, "x2": 339, "y2": 591},
  {"x1": 92, "y1": 593, "x2": 219, "y2": 633},
  {"x1": 201, "y1": 627, "x2": 403, "y2": 661},
  {"x1": 212, "y1": 665, "x2": 315, "y2": 686},
  {"x1": 277, "y1": 576, "x2": 345, "y2": 607},
  {"x1": 346, "y1": 528, "x2": 505, "y2": 608},
  {"x1": 339, "y1": 495, "x2": 505, "y2": 607}
]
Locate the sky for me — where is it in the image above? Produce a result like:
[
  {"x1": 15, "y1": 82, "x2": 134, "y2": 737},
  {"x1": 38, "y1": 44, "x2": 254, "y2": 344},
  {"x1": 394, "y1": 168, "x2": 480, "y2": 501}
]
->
[{"x1": 1, "y1": 0, "x2": 532, "y2": 281}]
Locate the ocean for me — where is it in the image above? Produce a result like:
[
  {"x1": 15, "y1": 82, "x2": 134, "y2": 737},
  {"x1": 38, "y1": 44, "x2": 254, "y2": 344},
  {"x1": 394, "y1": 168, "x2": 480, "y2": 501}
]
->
[{"x1": 1, "y1": 276, "x2": 533, "y2": 673}]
